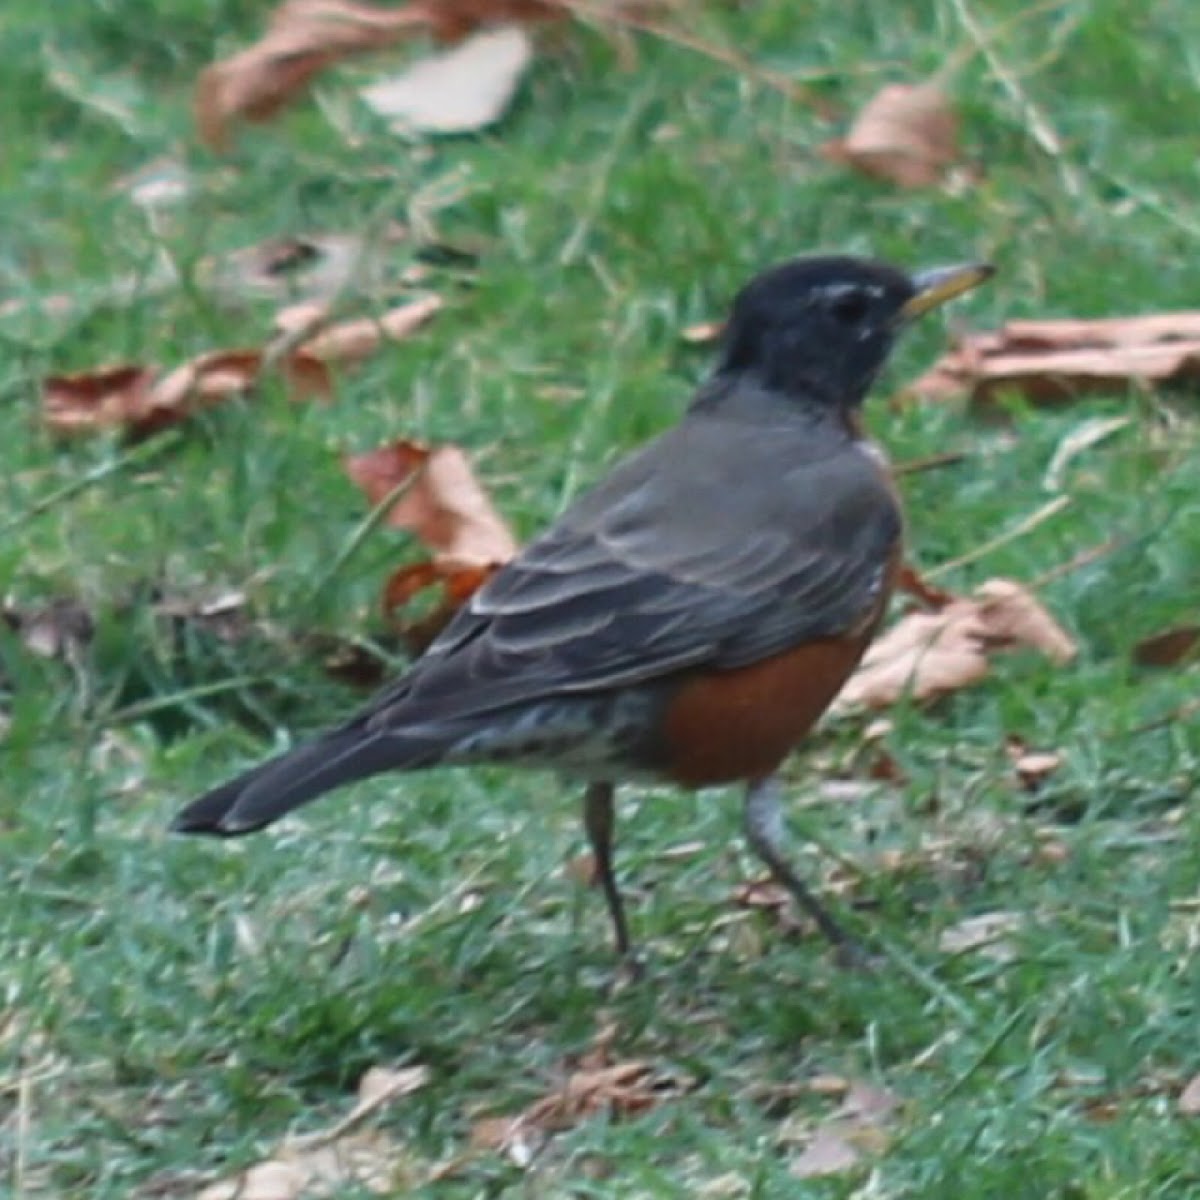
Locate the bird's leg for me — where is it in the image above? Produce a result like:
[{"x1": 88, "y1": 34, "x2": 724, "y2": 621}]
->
[
  {"x1": 742, "y1": 776, "x2": 866, "y2": 965},
  {"x1": 582, "y1": 781, "x2": 633, "y2": 959}
]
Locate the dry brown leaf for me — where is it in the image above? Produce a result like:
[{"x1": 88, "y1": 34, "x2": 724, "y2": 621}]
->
[
  {"x1": 786, "y1": 1079, "x2": 900, "y2": 1179},
  {"x1": 197, "y1": 1132, "x2": 397, "y2": 1199},
  {"x1": 42, "y1": 366, "x2": 160, "y2": 437},
  {"x1": 360, "y1": 26, "x2": 533, "y2": 133},
  {"x1": 43, "y1": 351, "x2": 331, "y2": 438},
  {"x1": 301, "y1": 294, "x2": 444, "y2": 363},
  {"x1": 681, "y1": 318, "x2": 724, "y2": 344},
  {"x1": 907, "y1": 312, "x2": 1200, "y2": 405},
  {"x1": 345, "y1": 438, "x2": 516, "y2": 648},
  {"x1": 1134, "y1": 625, "x2": 1200, "y2": 668},
  {"x1": 381, "y1": 560, "x2": 500, "y2": 652},
  {"x1": 835, "y1": 578, "x2": 1076, "y2": 713},
  {"x1": 938, "y1": 910, "x2": 1023, "y2": 960},
  {"x1": 345, "y1": 439, "x2": 517, "y2": 567},
  {"x1": 467, "y1": 1023, "x2": 689, "y2": 1170},
  {"x1": 471, "y1": 1060, "x2": 684, "y2": 1167},
  {"x1": 42, "y1": 290, "x2": 436, "y2": 438},
  {"x1": 198, "y1": 1065, "x2": 428, "y2": 1199},
  {"x1": 196, "y1": 0, "x2": 427, "y2": 150},
  {"x1": 789, "y1": 1125, "x2": 861, "y2": 1179},
  {"x1": 1179, "y1": 1074, "x2": 1200, "y2": 1116},
  {"x1": 822, "y1": 81, "x2": 959, "y2": 189},
  {"x1": 1005, "y1": 738, "x2": 1062, "y2": 789},
  {"x1": 2, "y1": 598, "x2": 94, "y2": 664},
  {"x1": 196, "y1": 0, "x2": 564, "y2": 148}
]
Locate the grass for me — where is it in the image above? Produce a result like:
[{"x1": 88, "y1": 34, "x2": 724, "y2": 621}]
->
[{"x1": 2, "y1": 0, "x2": 1199, "y2": 1195}]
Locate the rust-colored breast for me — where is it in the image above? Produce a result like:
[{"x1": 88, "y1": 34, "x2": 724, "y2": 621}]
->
[{"x1": 658, "y1": 543, "x2": 901, "y2": 788}]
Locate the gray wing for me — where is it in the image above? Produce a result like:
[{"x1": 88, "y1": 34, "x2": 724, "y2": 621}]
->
[{"x1": 364, "y1": 415, "x2": 901, "y2": 733}]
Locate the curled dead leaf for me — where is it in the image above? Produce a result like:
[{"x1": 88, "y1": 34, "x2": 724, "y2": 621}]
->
[
  {"x1": 198, "y1": 1064, "x2": 427, "y2": 1199},
  {"x1": 938, "y1": 910, "x2": 1023, "y2": 960},
  {"x1": 680, "y1": 318, "x2": 724, "y2": 345},
  {"x1": 468, "y1": 1023, "x2": 689, "y2": 1171},
  {"x1": 346, "y1": 439, "x2": 517, "y2": 568},
  {"x1": 907, "y1": 312, "x2": 1200, "y2": 405},
  {"x1": 786, "y1": 1079, "x2": 900, "y2": 1179},
  {"x1": 1005, "y1": 739, "x2": 1062, "y2": 789},
  {"x1": 3, "y1": 597, "x2": 94, "y2": 664},
  {"x1": 300, "y1": 295, "x2": 444, "y2": 363},
  {"x1": 361, "y1": 26, "x2": 533, "y2": 134},
  {"x1": 195, "y1": 0, "x2": 428, "y2": 150},
  {"x1": 382, "y1": 561, "x2": 499, "y2": 652},
  {"x1": 43, "y1": 350, "x2": 330, "y2": 439},
  {"x1": 1179, "y1": 1074, "x2": 1200, "y2": 1116},
  {"x1": 346, "y1": 438, "x2": 516, "y2": 648},
  {"x1": 822, "y1": 81, "x2": 959, "y2": 189},
  {"x1": 835, "y1": 578, "x2": 1075, "y2": 713},
  {"x1": 1134, "y1": 625, "x2": 1199, "y2": 668},
  {"x1": 195, "y1": 0, "x2": 568, "y2": 149}
]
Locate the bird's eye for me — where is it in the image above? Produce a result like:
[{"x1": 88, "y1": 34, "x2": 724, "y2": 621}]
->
[{"x1": 827, "y1": 288, "x2": 870, "y2": 325}]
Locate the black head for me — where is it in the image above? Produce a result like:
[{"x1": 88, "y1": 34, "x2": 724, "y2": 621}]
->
[{"x1": 718, "y1": 255, "x2": 992, "y2": 406}]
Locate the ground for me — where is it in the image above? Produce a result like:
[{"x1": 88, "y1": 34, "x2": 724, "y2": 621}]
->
[{"x1": 2, "y1": 1, "x2": 1199, "y2": 1196}]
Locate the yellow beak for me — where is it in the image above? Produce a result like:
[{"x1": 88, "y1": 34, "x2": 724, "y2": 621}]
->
[{"x1": 900, "y1": 262, "x2": 995, "y2": 322}]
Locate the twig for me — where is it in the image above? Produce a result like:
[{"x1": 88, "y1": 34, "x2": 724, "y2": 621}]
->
[
  {"x1": 892, "y1": 450, "x2": 968, "y2": 476},
  {"x1": 947, "y1": 0, "x2": 1084, "y2": 197},
  {"x1": 305, "y1": 471, "x2": 423, "y2": 606},
  {"x1": 1, "y1": 432, "x2": 183, "y2": 535},
  {"x1": 565, "y1": 0, "x2": 836, "y2": 115},
  {"x1": 560, "y1": 89, "x2": 652, "y2": 265},
  {"x1": 101, "y1": 676, "x2": 272, "y2": 727},
  {"x1": 1029, "y1": 536, "x2": 1123, "y2": 588},
  {"x1": 925, "y1": 495, "x2": 1071, "y2": 580}
]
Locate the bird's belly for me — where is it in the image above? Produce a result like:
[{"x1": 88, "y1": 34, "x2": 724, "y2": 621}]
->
[{"x1": 655, "y1": 634, "x2": 873, "y2": 787}]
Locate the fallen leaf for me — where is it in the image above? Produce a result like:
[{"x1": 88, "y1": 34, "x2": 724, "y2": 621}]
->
[
  {"x1": 198, "y1": 1064, "x2": 428, "y2": 1199},
  {"x1": 895, "y1": 562, "x2": 955, "y2": 608},
  {"x1": 786, "y1": 1079, "x2": 900, "y2": 1179},
  {"x1": 835, "y1": 578, "x2": 1076, "y2": 713},
  {"x1": 938, "y1": 910, "x2": 1023, "y2": 960},
  {"x1": 907, "y1": 312, "x2": 1200, "y2": 405},
  {"x1": 43, "y1": 350, "x2": 331, "y2": 438},
  {"x1": 42, "y1": 365, "x2": 158, "y2": 437},
  {"x1": 2, "y1": 598, "x2": 94, "y2": 664},
  {"x1": 361, "y1": 26, "x2": 533, "y2": 134},
  {"x1": 1179, "y1": 1074, "x2": 1200, "y2": 1116},
  {"x1": 1042, "y1": 415, "x2": 1132, "y2": 491},
  {"x1": 151, "y1": 348, "x2": 331, "y2": 414},
  {"x1": 300, "y1": 294, "x2": 444, "y2": 363},
  {"x1": 207, "y1": 230, "x2": 402, "y2": 306},
  {"x1": 196, "y1": 0, "x2": 427, "y2": 150},
  {"x1": 822, "y1": 81, "x2": 959, "y2": 188},
  {"x1": 680, "y1": 318, "x2": 724, "y2": 344},
  {"x1": 345, "y1": 439, "x2": 516, "y2": 567},
  {"x1": 42, "y1": 292, "x2": 438, "y2": 439},
  {"x1": 470, "y1": 1024, "x2": 689, "y2": 1169},
  {"x1": 788, "y1": 1125, "x2": 861, "y2": 1179},
  {"x1": 381, "y1": 560, "x2": 500, "y2": 652},
  {"x1": 346, "y1": 438, "x2": 516, "y2": 648},
  {"x1": 197, "y1": 1133, "x2": 397, "y2": 1199},
  {"x1": 116, "y1": 157, "x2": 192, "y2": 210},
  {"x1": 1013, "y1": 749, "x2": 1062, "y2": 787},
  {"x1": 732, "y1": 878, "x2": 792, "y2": 913},
  {"x1": 196, "y1": 0, "x2": 564, "y2": 148},
  {"x1": 1134, "y1": 625, "x2": 1200, "y2": 668}
]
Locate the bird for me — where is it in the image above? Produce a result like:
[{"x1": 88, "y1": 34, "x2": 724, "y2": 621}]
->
[{"x1": 172, "y1": 254, "x2": 993, "y2": 962}]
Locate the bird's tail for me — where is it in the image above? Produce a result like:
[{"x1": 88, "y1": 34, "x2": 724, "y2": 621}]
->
[{"x1": 170, "y1": 723, "x2": 438, "y2": 836}]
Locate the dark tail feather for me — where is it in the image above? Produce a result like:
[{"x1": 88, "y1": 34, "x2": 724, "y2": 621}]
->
[{"x1": 170, "y1": 725, "x2": 435, "y2": 836}]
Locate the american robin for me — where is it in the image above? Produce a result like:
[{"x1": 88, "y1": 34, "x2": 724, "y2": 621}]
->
[{"x1": 172, "y1": 255, "x2": 992, "y2": 960}]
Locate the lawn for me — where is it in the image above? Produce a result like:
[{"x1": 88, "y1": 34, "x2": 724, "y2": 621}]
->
[{"x1": 2, "y1": 0, "x2": 1199, "y2": 1196}]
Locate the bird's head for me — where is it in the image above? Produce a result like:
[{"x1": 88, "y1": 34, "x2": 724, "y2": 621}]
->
[{"x1": 717, "y1": 255, "x2": 993, "y2": 407}]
